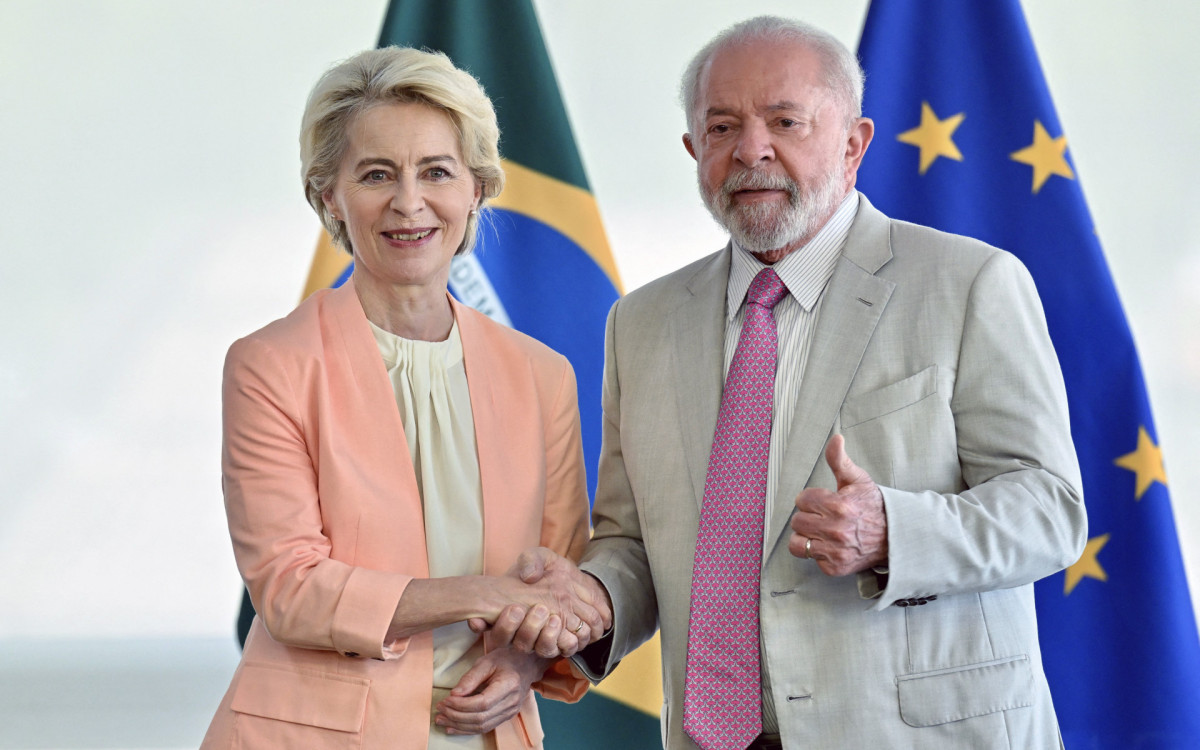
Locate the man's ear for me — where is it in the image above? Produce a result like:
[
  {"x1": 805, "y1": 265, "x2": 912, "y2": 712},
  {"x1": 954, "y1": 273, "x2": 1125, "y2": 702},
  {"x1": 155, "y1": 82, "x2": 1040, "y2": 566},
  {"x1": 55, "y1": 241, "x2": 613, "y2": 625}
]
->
[
  {"x1": 683, "y1": 132, "x2": 697, "y2": 161},
  {"x1": 845, "y1": 117, "x2": 875, "y2": 174}
]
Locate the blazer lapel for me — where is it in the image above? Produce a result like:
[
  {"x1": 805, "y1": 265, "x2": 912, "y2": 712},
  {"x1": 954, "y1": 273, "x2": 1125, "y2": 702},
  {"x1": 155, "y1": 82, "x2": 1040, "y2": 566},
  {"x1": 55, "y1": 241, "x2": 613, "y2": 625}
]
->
[
  {"x1": 325, "y1": 279, "x2": 404, "y2": 413},
  {"x1": 768, "y1": 197, "x2": 897, "y2": 541},
  {"x1": 323, "y1": 279, "x2": 427, "y2": 569},
  {"x1": 669, "y1": 248, "x2": 731, "y2": 509},
  {"x1": 453, "y1": 298, "x2": 512, "y2": 577}
]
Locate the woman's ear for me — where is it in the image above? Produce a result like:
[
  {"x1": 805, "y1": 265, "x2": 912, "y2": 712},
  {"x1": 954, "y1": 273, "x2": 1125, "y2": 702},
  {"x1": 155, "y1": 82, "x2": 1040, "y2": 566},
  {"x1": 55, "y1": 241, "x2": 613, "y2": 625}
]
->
[{"x1": 321, "y1": 190, "x2": 342, "y2": 222}]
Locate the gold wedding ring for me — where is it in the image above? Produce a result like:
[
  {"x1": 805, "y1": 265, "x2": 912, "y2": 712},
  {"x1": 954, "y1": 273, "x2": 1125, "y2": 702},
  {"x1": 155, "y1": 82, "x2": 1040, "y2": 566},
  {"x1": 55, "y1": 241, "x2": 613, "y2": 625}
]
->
[
  {"x1": 805, "y1": 537, "x2": 814, "y2": 558},
  {"x1": 573, "y1": 621, "x2": 584, "y2": 633}
]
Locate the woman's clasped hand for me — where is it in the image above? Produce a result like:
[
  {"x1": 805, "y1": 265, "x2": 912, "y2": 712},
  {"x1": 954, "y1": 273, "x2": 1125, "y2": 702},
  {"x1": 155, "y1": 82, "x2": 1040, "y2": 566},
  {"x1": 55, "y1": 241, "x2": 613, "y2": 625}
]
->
[{"x1": 471, "y1": 546, "x2": 614, "y2": 658}]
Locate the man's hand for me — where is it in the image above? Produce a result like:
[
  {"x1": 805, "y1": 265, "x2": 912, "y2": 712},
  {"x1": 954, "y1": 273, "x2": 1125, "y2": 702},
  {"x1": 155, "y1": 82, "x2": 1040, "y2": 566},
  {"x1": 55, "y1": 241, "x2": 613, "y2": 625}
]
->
[
  {"x1": 789, "y1": 434, "x2": 888, "y2": 576},
  {"x1": 433, "y1": 648, "x2": 547, "y2": 735},
  {"x1": 470, "y1": 547, "x2": 613, "y2": 657}
]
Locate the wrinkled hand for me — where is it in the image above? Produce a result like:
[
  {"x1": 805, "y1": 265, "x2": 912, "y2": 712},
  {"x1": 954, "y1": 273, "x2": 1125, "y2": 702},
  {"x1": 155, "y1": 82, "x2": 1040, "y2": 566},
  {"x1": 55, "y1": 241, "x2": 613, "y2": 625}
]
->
[
  {"x1": 470, "y1": 547, "x2": 613, "y2": 657},
  {"x1": 434, "y1": 648, "x2": 546, "y2": 736},
  {"x1": 789, "y1": 435, "x2": 888, "y2": 576}
]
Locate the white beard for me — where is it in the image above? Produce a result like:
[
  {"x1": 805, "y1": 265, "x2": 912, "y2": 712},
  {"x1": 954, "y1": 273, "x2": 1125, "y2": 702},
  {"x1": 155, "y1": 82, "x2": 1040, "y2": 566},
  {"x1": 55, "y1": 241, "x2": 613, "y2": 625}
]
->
[{"x1": 701, "y1": 162, "x2": 845, "y2": 256}]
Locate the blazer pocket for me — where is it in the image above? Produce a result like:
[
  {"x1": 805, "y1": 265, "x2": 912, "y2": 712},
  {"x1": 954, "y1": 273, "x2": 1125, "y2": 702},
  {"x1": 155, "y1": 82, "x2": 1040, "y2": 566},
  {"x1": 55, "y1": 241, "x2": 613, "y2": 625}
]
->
[
  {"x1": 897, "y1": 654, "x2": 1033, "y2": 727},
  {"x1": 841, "y1": 365, "x2": 937, "y2": 429},
  {"x1": 231, "y1": 662, "x2": 369, "y2": 738}
]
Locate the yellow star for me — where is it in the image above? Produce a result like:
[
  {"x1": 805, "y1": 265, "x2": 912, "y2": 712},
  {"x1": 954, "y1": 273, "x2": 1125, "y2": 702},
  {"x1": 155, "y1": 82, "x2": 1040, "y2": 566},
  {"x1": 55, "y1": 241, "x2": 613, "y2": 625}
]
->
[
  {"x1": 896, "y1": 101, "x2": 965, "y2": 175},
  {"x1": 1114, "y1": 426, "x2": 1168, "y2": 500},
  {"x1": 1009, "y1": 120, "x2": 1075, "y2": 193},
  {"x1": 1064, "y1": 533, "x2": 1110, "y2": 595}
]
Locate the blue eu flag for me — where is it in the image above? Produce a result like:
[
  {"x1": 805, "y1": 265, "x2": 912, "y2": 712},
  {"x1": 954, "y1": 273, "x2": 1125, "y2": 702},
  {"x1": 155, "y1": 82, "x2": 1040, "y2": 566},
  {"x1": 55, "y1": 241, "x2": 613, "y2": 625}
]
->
[{"x1": 856, "y1": 1, "x2": 1200, "y2": 746}]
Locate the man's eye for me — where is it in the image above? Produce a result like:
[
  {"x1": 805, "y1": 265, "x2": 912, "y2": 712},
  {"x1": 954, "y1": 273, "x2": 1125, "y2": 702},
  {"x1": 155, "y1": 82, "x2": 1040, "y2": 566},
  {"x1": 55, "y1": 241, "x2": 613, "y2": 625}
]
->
[{"x1": 779, "y1": 119, "x2": 797, "y2": 128}]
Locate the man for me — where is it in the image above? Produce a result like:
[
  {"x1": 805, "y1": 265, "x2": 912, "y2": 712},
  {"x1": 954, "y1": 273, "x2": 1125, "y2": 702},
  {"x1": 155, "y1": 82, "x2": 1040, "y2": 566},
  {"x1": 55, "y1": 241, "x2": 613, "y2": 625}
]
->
[{"x1": 504, "y1": 15, "x2": 1086, "y2": 749}]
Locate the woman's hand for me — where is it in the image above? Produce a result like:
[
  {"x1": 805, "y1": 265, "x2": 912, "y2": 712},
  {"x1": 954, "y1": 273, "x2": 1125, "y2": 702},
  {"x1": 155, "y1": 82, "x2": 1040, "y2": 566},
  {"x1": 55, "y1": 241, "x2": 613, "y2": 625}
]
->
[
  {"x1": 471, "y1": 547, "x2": 613, "y2": 657},
  {"x1": 433, "y1": 648, "x2": 549, "y2": 735},
  {"x1": 385, "y1": 552, "x2": 608, "y2": 650}
]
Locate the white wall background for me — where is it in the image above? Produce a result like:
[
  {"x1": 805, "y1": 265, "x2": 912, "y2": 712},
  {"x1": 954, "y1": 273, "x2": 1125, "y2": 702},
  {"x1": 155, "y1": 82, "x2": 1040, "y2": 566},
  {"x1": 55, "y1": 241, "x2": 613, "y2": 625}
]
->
[{"x1": 2, "y1": 0, "x2": 1198, "y2": 649}]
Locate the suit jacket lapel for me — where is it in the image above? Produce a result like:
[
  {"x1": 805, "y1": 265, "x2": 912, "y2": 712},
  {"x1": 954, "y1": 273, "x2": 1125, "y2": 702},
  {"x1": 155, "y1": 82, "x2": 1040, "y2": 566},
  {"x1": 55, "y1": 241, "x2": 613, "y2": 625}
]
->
[
  {"x1": 769, "y1": 197, "x2": 897, "y2": 542},
  {"x1": 668, "y1": 248, "x2": 730, "y2": 509}
]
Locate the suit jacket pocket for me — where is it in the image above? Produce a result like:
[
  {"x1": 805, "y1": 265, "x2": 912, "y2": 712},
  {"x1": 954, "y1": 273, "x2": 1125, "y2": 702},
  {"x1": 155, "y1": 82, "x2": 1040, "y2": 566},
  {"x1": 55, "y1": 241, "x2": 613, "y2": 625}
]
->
[
  {"x1": 230, "y1": 662, "x2": 369, "y2": 745},
  {"x1": 897, "y1": 654, "x2": 1033, "y2": 727},
  {"x1": 841, "y1": 365, "x2": 937, "y2": 429}
]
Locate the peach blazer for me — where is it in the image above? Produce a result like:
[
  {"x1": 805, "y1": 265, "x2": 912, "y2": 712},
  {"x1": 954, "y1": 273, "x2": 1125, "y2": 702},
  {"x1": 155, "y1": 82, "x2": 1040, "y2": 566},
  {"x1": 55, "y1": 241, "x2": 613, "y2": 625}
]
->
[{"x1": 202, "y1": 279, "x2": 590, "y2": 749}]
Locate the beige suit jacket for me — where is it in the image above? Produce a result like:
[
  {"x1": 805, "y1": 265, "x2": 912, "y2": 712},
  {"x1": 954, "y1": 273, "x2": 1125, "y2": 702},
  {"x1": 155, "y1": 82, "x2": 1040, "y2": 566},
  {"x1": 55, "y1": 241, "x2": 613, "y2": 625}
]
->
[
  {"x1": 203, "y1": 280, "x2": 589, "y2": 749},
  {"x1": 578, "y1": 196, "x2": 1086, "y2": 749}
]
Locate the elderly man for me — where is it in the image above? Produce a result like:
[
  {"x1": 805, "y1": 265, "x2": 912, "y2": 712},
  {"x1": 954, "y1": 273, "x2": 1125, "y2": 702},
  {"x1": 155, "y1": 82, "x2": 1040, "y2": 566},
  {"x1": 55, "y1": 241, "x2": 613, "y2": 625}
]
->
[{"x1": 501, "y1": 15, "x2": 1086, "y2": 750}]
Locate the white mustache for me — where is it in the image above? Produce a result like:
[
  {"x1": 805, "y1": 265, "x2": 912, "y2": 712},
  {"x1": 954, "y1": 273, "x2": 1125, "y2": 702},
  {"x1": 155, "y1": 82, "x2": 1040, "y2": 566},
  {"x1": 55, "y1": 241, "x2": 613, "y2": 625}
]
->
[{"x1": 719, "y1": 170, "x2": 799, "y2": 203}]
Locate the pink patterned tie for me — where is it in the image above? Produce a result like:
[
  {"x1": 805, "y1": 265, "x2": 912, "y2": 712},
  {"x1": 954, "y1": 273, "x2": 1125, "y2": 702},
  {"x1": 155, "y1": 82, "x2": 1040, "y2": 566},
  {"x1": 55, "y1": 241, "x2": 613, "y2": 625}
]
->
[{"x1": 683, "y1": 267, "x2": 788, "y2": 750}]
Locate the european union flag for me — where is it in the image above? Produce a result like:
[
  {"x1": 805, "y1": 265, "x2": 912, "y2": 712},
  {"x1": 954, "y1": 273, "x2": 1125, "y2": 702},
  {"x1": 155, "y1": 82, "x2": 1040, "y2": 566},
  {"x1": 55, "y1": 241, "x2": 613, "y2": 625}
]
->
[{"x1": 856, "y1": 1, "x2": 1200, "y2": 746}]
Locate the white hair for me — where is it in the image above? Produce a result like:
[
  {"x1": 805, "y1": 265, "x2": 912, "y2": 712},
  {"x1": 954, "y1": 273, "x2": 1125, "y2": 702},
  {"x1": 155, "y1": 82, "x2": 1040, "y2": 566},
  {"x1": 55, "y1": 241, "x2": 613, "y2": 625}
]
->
[{"x1": 679, "y1": 15, "x2": 865, "y2": 134}]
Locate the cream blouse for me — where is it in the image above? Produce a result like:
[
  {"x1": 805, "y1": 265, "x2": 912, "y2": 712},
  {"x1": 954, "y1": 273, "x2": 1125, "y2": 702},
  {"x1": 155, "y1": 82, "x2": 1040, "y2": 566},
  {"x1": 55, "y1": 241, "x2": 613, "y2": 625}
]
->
[{"x1": 369, "y1": 318, "x2": 492, "y2": 750}]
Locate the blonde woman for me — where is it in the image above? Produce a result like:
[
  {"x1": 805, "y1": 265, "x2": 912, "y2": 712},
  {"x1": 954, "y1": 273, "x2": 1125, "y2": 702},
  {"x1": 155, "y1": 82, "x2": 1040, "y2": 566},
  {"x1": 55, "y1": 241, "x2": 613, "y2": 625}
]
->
[{"x1": 202, "y1": 47, "x2": 607, "y2": 750}]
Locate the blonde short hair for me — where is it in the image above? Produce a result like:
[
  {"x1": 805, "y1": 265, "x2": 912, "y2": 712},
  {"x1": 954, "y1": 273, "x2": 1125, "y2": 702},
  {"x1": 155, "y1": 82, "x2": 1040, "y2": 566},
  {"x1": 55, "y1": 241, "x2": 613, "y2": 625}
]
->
[{"x1": 300, "y1": 46, "x2": 504, "y2": 254}]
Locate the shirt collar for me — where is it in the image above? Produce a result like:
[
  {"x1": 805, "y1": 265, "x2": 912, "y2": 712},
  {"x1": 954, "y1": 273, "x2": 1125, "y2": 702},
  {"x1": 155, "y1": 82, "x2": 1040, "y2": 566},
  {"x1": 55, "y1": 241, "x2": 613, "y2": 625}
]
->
[{"x1": 726, "y1": 190, "x2": 860, "y2": 320}]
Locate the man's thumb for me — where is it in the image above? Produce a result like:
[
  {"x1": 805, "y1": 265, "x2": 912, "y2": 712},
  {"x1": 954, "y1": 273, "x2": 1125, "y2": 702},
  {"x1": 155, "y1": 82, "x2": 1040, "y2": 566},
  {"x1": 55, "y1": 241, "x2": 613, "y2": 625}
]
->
[
  {"x1": 826, "y1": 434, "x2": 864, "y2": 490},
  {"x1": 517, "y1": 547, "x2": 551, "y2": 583}
]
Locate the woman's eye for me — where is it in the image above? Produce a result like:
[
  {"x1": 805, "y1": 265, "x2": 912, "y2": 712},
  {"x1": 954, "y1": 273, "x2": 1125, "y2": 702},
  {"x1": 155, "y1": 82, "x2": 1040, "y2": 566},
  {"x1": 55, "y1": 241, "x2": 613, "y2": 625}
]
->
[
  {"x1": 363, "y1": 169, "x2": 388, "y2": 183},
  {"x1": 427, "y1": 166, "x2": 450, "y2": 180}
]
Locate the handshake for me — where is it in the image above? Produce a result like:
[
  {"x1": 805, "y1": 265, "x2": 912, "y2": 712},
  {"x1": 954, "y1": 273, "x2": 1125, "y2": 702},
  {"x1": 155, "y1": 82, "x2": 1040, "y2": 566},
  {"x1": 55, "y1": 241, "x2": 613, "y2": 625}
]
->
[
  {"x1": 471, "y1": 547, "x2": 613, "y2": 659},
  {"x1": 432, "y1": 549, "x2": 613, "y2": 734}
]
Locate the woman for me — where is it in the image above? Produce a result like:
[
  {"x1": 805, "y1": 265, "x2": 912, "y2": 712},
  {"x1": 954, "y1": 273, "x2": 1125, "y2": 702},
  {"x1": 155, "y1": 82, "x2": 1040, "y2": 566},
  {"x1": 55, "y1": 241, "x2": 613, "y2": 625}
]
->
[{"x1": 202, "y1": 47, "x2": 601, "y2": 749}]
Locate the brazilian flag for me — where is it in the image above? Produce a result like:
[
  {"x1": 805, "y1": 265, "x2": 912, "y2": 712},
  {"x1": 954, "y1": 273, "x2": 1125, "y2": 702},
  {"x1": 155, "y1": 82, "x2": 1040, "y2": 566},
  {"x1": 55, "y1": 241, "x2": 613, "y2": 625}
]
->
[
  {"x1": 856, "y1": 1, "x2": 1200, "y2": 747},
  {"x1": 297, "y1": 1, "x2": 660, "y2": 745}
]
